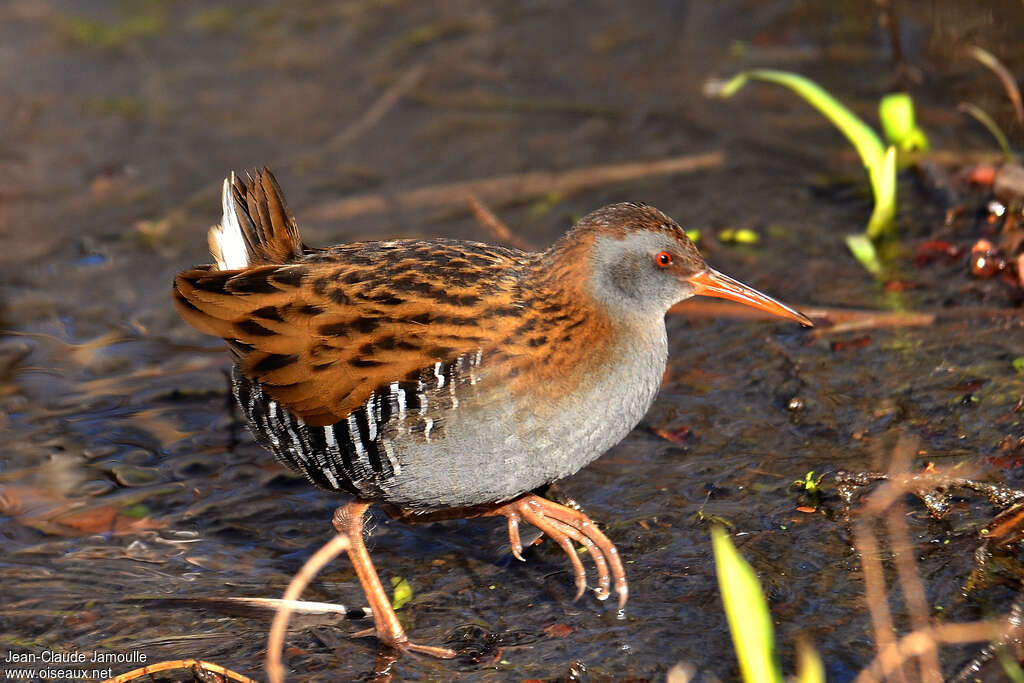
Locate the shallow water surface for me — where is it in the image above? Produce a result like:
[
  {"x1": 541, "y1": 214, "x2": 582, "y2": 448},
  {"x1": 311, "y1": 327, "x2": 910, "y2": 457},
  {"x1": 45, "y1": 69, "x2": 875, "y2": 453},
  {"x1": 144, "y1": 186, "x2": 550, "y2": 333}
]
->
[{"x1": 2, "y1": 2, "x2": 1023, "y2": 681}]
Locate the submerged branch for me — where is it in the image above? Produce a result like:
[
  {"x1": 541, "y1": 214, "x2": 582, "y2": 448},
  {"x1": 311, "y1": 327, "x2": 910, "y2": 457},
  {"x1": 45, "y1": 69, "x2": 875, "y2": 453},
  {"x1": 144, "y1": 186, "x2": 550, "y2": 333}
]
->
[{"x1": 304, "y1": 152, "x2": 724, "y2": 223}]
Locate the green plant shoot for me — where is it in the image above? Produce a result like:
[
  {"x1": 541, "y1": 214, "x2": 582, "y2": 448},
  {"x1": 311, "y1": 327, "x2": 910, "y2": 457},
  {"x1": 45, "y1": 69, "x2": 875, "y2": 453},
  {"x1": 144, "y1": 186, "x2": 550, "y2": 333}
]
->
[
  {"x1": 797, "y1": 640, "x2": 826, "y2": 683},
  {"x1": 715, "y1": 70, "x2": 885, "y2": 179},
  {"x1": 390, "y1": 576, "x2": 413, "y2": 610},
  {"x1": 711, "y1": 69, "x2": 909, "y2": 274},
  {"x1": 843, "y1": 234, "x2": 881, "y2": 275},
  {"x1": 865, "y1": 145, "x2": 897, "y2": 241},
  {"x1": 879, "y1": 93, "x2": 929, "y2": 153},
  {"x1": 711, "y1": 525, "x2": 783, "y2": 683}
]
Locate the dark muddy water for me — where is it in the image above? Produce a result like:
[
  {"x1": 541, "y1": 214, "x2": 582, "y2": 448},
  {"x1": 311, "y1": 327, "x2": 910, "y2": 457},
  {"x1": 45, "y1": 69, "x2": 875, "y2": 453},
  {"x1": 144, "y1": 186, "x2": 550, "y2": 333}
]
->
[{"x1": 2, "y1": 2, "x2": 1023, "y2": 681}]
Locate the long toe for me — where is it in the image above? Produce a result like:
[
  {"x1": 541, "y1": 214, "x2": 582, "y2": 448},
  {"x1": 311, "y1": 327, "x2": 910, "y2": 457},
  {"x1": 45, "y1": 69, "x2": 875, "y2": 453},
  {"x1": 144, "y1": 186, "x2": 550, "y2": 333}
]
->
[
  {"x1": 549, "y1": 517, "x2": 611, "y2": 601},
  {"x1": 516, "y1": 504, "x2": 587, "y2": 600},
  {"x1": 542, "y1": 502, "x2": 629, "y2": 609},
  {"x1": 352, "y1": 627, "x2": 456, "y2": 659}
]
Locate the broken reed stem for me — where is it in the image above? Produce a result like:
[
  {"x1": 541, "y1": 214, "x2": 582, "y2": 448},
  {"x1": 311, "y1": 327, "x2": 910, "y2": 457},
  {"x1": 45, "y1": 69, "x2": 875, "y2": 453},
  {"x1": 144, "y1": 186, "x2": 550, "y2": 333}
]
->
[
  {"x1": 304, "y1": 152, "x2": 725, "y2": 222},
  {"x1": 100, "y1": 659, "x2": 257, "y2": 683},
  {"x1": 855, "y1": 620, "x2": 1012, "y2": 683},
  {"x1": 847, "y1": 437, "x2": 1019, "y2": 683},
  {"x1": 853, "y1": 518, "x2": 910, "y2": 683},
  {"x1": 882, "y1": 438, "x2": 941, "y2": 683},
  {"x1": 266, "y1": 533, "x2": 352, "y2": 683},
  {"x1": 966, "y1": 46, "x2": 1024, "y2": 126},
  {"x1": 667, "y1": 300, "x2": 938, "y2": 332},
  {"x1": 884, "y1": 504, "x2": 942, "y2": 683},
  {"x1": 851, "y1": 436, "x2": 923, "y2": 683},
  {"x1": 466, "y1": 193, "x2": 535, "y2": 251},
  {"x1": 325, "y1": 63, "x2": 427, "y2": 153}
]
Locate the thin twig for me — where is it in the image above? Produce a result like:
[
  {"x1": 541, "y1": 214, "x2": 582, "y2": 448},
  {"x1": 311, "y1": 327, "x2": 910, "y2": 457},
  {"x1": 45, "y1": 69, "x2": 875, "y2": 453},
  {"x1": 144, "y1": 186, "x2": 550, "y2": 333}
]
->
[
  {"x1": 101, "y1": 659, "x2": 258, "y2": 683},
  {"x1": 847, "y1": 449, "x2": 1024, "y2": 682},
  {"x1": 885, "y1": 504, "x2": 942, "y2": 682},
  {"x1": 304, "y1": 152, "x2": 724, "y2": 222},
  {"x1": 668, "y1": 300, "x2": 937, "y2": 332},
  {"x1": 466, "y1": 193, "x2": 534, "y2": 250},
  {"x1": 853, "y1": 518, "x2": 910, "y2": 683},
  {"x1": 855, "y1": 620, "x2": 1013, "y2": 683},
  {"x1": 266, "y1": 533, "x2": 352, "y2": 683},
  {"x1": 202, "y1": 595, "x2": 367, "y2": 617},
  {"x1": 326, "y1": 64, "x2": 427, "y2": 153},
  {"x1": 966, "y1": 46, "x2": 1024, "y2": 126},
  {"x1": 959, "y1": 103, "x2": 1014, "y2": 161},
  {"x1": 882, "y1": 440, "x2": 941, "y2": 683},
  {"x1": 672, "y1": 300, "x2": 1024, "y2": 331}
]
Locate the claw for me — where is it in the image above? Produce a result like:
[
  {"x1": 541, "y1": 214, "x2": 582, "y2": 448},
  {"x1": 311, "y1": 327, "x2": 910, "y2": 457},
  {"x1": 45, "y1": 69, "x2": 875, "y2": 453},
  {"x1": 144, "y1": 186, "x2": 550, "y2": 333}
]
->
[
  {"x1": 506, "y1": 511, "x2": 525, "y2": 561},
  {"x1": 489, "y1": 494, "x2": 629, "y2": 609},
  {"x1": 548, "y1": 517, "x2": 610, "y2": 601}
]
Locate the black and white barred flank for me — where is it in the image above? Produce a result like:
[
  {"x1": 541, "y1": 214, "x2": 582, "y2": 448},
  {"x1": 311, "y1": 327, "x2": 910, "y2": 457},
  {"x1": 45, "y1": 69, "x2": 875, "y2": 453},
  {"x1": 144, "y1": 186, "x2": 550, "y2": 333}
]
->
[{"x1": 232, "y1": 350, "x2": 485, "y2": 497}]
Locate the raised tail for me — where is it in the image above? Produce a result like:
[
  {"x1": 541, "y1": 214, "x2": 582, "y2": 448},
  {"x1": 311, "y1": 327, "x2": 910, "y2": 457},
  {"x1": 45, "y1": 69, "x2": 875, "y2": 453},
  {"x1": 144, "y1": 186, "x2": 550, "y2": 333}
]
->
[{"x1": 208, "y1": 167, "x2": 303, "y2": 269}]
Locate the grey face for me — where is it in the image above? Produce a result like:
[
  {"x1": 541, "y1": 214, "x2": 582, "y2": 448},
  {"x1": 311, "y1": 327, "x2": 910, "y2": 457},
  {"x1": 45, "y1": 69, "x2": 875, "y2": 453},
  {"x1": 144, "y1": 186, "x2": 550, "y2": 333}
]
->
[{"x1": 588, "y1": 230, "x2": 707, "y2": 318}]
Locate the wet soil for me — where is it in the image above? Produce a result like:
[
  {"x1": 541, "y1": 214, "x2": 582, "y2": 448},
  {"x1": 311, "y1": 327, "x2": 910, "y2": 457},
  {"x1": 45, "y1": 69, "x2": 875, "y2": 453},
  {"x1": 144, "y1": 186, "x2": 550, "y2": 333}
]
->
[{"x1": 2, "y1": 1, "x2": 1023, "y2": 681}]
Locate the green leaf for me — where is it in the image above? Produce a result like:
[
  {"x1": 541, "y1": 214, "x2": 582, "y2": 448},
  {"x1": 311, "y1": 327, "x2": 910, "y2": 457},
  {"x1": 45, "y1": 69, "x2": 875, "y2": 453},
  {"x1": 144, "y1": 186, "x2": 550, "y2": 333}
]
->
[
  {"x1": 845, "y1": 233, "x2": 883, "y2": 275},
  {"x1": 390, "y1": 576, "x2": 412, "y2": 611},
  {"x1": 879, "y1": 93, "x2": 930, "y2": 153},
  {"x1": 1012, "y1": 357, "x2": 1024, "y2": 375},
  {"x1": 719, "y1": 228, "x2": 760, "y2": 244},
  {"x1": 998, "y1": 644, "x2": 1024, "y2": 683},
  {"x1": 796, "y1": 641, "x2": 826, "y2": 683},
  {"x1": 714, "y1": 70, "x2": 905, "y2": 251},
  {"x1": 714, "y1": 70, "x2": 886, "y2": 176},
  {"x1": 865, "y1": 146, "x2": 898, "y2": 240},
  {"x1": 711, "y1": 526, "x2": 783, "y2": 683},
  {"x1": 119, "y1": 504, "x2": 150, "y2": 519}
]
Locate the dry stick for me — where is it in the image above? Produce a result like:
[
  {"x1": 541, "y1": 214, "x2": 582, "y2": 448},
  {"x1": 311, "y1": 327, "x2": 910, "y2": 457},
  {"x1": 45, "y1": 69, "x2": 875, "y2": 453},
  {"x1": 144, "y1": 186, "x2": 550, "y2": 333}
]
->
[
  {"x1": 802, "y1": 307, "x2": 936, "y2": 336},
  {"x1": 873, "y1": 0, "x2": 905, "y2": 74},
  {"x1": 101, "y1": 659, "x2": 258, "y2": 683},
  {"x1": 325, "y1": 63, "x2": 427, "y2": 153},
  {"x1": 966, "y1": 46, "x2": 1024, "y2": 126},
  {"x1": 855, "y1": 620, "x2": 1012, "y2": 683},
  {"x1": 882, "y1": 438, "x2": 941, "y2": 683},
  {"x1": 848, "y1": 457, "x2": 1022, "y2": 683},
  {"x1": 304, "y1": 152, "x2": 725, "y2": 222},
  {"x1": 673, "y1": 301, "x2": 1024, "y2": 332},
  {"x1": 208, "y1": 596, "x2": 363, "y2": 616},
  {"x1": 852, "y1": 441, "x2": 914, "y2": 683},
  {"x1": 668, "y1": 300, "x2": 937, "y2": 332},
  {"x1": 853, "y1": 518, "x2": 910, "y2": 683},
  {"x1": 266, "y1": 533, "x2": 352, "y2": 683},
  {"x1": 466, "y1": 193, "x2": 534, "y2": 251},
  {"x1": 884, "y1": 506, "x2": 941, "y2": 683}
]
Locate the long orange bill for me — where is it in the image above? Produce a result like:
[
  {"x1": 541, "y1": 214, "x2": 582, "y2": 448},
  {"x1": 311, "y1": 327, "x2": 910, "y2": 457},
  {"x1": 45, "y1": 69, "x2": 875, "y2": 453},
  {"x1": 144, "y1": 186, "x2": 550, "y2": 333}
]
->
[{"x1": 686, "y1": 269, "x2": 813, "y2": 327}]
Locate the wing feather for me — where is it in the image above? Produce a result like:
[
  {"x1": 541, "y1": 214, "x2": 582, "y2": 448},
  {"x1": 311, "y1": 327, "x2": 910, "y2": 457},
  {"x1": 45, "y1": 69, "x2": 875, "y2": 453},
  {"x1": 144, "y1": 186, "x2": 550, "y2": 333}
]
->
[{"x1": 174, "y1": 243, "x2": 534, "y2": 426}]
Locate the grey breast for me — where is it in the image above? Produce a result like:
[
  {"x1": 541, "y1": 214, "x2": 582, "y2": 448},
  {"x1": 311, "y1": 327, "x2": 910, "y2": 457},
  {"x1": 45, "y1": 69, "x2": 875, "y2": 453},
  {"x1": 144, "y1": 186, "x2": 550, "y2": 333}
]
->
[{"x1": 377, "y1": 324, "x2": 669, "y2": 510}]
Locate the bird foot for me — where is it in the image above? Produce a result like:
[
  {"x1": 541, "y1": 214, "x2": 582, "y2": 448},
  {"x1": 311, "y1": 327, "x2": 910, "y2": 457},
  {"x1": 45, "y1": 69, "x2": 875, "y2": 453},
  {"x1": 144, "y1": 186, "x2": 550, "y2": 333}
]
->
[
  {"x1": 351, "y1": 627, "x2": 456, "y2": 658},
  {"x1": 488, "y1": 493, "x2": 628, "y2": 609}
]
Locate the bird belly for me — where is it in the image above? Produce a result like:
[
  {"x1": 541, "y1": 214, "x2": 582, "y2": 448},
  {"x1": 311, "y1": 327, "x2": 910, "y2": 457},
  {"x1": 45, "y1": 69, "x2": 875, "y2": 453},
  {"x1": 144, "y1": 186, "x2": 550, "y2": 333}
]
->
[
  {"x1": 234, "y1": 328, "x2": 667, "y2": 511},
  {"x1": 380, "y1": 331, "x2": 668, "y2": 510}
]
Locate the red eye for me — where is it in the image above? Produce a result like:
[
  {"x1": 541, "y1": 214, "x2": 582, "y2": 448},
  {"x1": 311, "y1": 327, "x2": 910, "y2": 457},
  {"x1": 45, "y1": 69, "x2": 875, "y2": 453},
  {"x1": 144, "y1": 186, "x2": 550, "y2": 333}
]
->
[{"x1": 655, "y1": 251, "x2": 673, "y2": 268}]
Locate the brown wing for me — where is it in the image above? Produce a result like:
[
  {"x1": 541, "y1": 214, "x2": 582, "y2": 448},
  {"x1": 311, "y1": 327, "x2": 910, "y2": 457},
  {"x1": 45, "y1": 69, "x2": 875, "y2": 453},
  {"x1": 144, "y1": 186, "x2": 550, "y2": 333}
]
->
[{"x1": 174, "y1": 240, "x2": 536, "y2": 426}]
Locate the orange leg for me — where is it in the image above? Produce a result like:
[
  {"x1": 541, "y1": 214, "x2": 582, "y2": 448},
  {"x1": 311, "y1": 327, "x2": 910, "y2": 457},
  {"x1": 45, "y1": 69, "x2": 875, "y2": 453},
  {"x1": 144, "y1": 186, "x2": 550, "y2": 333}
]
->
[
  {"x1": 332, "y1": 501, "x2": 455, "y2": 658},
  {"x1": 485, "y1": 493, "x2": 628, "y2": 609}
]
